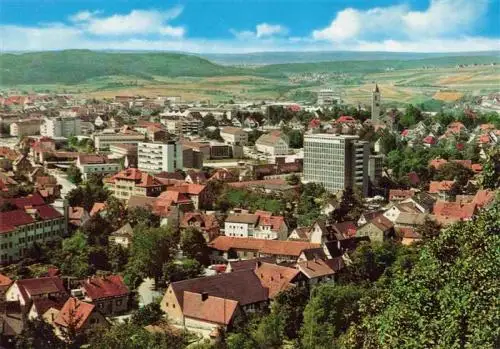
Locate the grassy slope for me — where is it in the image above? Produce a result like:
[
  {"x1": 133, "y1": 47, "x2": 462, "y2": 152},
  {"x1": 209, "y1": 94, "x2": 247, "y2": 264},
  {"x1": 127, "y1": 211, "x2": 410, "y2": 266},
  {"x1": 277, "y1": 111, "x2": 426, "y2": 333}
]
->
[
  {"x1": 0, "y1": 49, "x2": 246, "y2": 85},
  {"x1": 1, "y1": 50, "x2": 499, "y2": 85},
  {"x1": 253, "y1": 56, "x2": 500, "y2": 77}
]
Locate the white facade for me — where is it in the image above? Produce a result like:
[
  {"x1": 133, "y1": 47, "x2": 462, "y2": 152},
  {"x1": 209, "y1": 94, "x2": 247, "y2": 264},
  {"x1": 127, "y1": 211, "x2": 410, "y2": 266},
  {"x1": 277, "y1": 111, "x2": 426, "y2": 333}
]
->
[
  {"x1": 93, "y1": 133, "x2": 145, "y2": 150},
  {"x1": 317, "y1": 89, "x2": 337, "y2": 106},
  {"x1": 304, "y1": 134, "x2": 369, "y2": 196},
  {"x1": 41, "y1": 116, "x2": 81, "y2": 138},
  {"x1": 255, "y1": 136, "x2": 289, "y2": 156},
  {"x1": 76, "y1": 160, "x2": 121, "y2": 180},
  {"x1": 220, "y1": 127, "x2": 248, "y2": 145},
  {"x1": 224, "y1": 222, "x2": 253, "y2": 238},
  {"x1": 137, "y1": 141, "x2": 183, "y2": 173}
]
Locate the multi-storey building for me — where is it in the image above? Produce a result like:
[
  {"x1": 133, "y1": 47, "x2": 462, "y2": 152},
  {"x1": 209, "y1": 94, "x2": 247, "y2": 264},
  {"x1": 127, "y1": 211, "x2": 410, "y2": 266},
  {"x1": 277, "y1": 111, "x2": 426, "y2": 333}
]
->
[
  {"x1": 317, "y1": 89, "x2": 337, "y2": 106},
  {"x1": 255, "y1": 132, "x2": 289, "y2": 156},
  {"x1": 40, "y1": 116, "x2": 81, "y2": 138},
  {"x1": 104, "y1": 168, "x2": 166, "y2": 201},
  {"x1": 93, "y1": 130, "x2": 145, "y2": 151},
  {"x1": 368, "y1": 154, "x2": 384, "y2": 187},
  {"x1": 10, "y1": 119, "x2": 42, "y2": 137},
  {"x1": 76, "y1": 155, "x2": 121, "y2": 180},
  {"x1": 137, "y1": 141, "x2": 183, "y2": 174},
  {"x1": 0, "y1": 195, "x2": 65, "y2": 263},
  {"x1": 220, "y1": 127, "x2": 248, "y2": 146},
  {"x1": 304, "y1": 134, "x2": 369, "y2": 196}
]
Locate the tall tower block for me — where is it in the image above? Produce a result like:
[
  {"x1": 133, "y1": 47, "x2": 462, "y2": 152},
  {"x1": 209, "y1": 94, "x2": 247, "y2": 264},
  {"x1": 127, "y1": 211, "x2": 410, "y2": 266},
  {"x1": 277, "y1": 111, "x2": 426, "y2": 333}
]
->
[{"x1": 371, "y1": 84, "x2": 381, "y2": 120}]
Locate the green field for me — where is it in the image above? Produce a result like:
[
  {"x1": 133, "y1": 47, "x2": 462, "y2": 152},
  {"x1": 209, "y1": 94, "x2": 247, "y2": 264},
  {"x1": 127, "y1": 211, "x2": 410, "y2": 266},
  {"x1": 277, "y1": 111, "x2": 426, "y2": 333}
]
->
[{"x1": 1, "y1": 50, "x2": 499, "y2": 106}]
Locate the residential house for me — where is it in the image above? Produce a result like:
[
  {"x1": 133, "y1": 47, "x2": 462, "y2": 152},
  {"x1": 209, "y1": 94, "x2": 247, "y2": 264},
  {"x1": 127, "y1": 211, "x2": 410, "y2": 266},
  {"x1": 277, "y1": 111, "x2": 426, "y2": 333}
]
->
[
  {"x1": 180, "y1": 212, "x2": 220, "y2": 242},
  {"x1": 104, "y1": 168, "x2": 166, "y2": 202},
  {"x1": 255, "y1": 132, "x2": 289, "y2": 156},
  {"x1": 169, "y1": 183, "x2": 211, "y2": 210},
  {"x1": 209, "y1": 168, "x2": 236, "y2": 182},
  {"x1": 288, "y1": 227, "x2": 311, "y2": 241},
  {"x1": 53, "y1": 297, "x2": 108, "y2": 340},
  {"x1": 220, "y1": 127, "x2": 248, "y2": 146},
  {"x1": 255, "y1": 262, "x2": 305, "y2": 298},
  {"x1": 108, "y1": 223, "x2": 134, "y2": 248},
  {"x1": 185, "y1": 170, "x2": 208, "y2": 185},
  {"x1": 429, "y1": 181, "x2": 456, "y2": 201},
  {"x1": 296, "y1": 257, "x2": 344, "y2": 286},
  {"x1": 68, "y1": 207, "x2": 90, "y2": 229},
  {"x1": 0, "y1": 274, "x2": 13, "y2": 297},
  {"x1": 208, "y1": 236, "x2": 320, "y2": 263},
  {"x1": 388, "y1": 189, "x2": 415, "y2": 202},
  {"x1": 432, "y1": 201, "x2": 476, "y2": 226},
  {"x1": 224, "y1": 211, "x2": 288, "y2": 240},
  {"x1": 79, "y1": 275, "x2": 130, "y2": 316},
  {"x1": 356, "y1": 216, "x2": 394, "y2": 243},
  {"x1": 28, "y1": 297, "x2": 68, "y2": 321},
  {"x1": 5, "y1": 277, "x2": 67, "y2": 307}
]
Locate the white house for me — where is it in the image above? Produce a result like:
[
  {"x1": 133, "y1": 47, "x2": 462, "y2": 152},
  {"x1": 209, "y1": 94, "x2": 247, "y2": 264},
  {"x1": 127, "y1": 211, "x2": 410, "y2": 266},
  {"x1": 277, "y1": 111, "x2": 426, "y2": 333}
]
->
[
  {"x1": 220, "y1": 127, "x2": 248, "y2": 146},
  {"x1": 255, "y1": 132, "x2": 289, "y2": 156}
]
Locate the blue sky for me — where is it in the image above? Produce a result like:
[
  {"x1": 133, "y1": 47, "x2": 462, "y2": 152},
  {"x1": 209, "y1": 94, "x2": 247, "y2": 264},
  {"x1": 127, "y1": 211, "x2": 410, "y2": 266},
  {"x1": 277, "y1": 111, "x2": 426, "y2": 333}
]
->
[{"x1": 1, "y1": 0, "x2": 499, "y2": 52}]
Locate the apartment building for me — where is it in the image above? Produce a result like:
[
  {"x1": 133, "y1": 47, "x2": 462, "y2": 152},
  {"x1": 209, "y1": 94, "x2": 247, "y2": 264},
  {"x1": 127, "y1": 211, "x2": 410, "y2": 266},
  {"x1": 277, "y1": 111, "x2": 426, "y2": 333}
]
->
[
  {"x1": 93, "y1": 130, "x2": 145, "y2": 151},
  {"x1": 0, "y1": 195, "x2": 65, "y2": 263},
  {"x1": 220, "y1": 127, "x2": 248, "y2": 146},
  {"x1": 137, "y1": 141, "x2": 183, "y2": 174},
  {"x1": 368, "y1": 154, "x2": 384, "y2": 187},
  {"x1": 10, "y1": 119, "x2": 42, "y2": 137},
  {"x1": 317, "y1": 89, "x2": 337, "y2": 106},
  {"x1": 40, "y1": 116, "x2": 81, "y2": 138},
  {"x1": 255, "y1": 132, "x2": 289, "y2": 156},
  {"x1": 104, "y1": 168, "x2": 166, "y2": 201},
  {"x1": 76, "y1": 155, "x2": 121, "y2": 180},
  {"x1": 304, "y1": 134, "x2": 369, "y2": 196}
]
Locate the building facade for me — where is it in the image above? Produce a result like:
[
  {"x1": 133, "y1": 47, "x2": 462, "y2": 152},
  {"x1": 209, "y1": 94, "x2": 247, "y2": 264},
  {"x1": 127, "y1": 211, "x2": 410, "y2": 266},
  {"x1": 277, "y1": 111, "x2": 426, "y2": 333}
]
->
[
  {"x1": 41, "y1": 116, "x2": 81, "y2": 138},
  {"x1": 220, "y1": 127, "x2": 248, "y2": 146},
  {"x1": 317, "y1": 89, "x2": 337, "y2": 106},
  {"x1": 93, "y1": 132, "x2": 145, "y2": 150},
  {"x1": 368, "y1": 154, "x2": 383, "y2": 187},
  {"x1": 371, "y1": 84, "x2": 381, "y2": 121},
  {"x1": 10, "y1": 119, "x2": 42, "y2": 137},
  {"x1": 138, "y1": 141, "x2": 183, "y2": 173},
  {"x1": 304, "y1": 134, "x2": 369, "y2": 196}
]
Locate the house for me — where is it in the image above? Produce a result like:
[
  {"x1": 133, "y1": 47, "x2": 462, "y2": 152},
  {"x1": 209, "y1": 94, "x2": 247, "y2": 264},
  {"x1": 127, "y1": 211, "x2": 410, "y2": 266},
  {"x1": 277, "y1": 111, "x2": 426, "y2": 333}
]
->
[
  {"x1": 225, "y1": 257, "x2": 276, "y2": 273},
  {"x1": 224, "y1": 211, "x2": 288, "y2": 240},
  {"x1": 220, "y1": 127, "x2": 248, "y2": 146},
  {"x1": 180, "y1": 212, "x2": 220, "y2": 242},
  {"x1": 108, "y1": 223, "x2": 134, "y2": 248},
  {"x1": 160, "y1": 270, "x2": 269, "y2": 330},
  {"x1": 288, "y1": 227, "x2": 311, "y2": 241},
  {"x1": 255, "y1": 132, "x2": 289, "y2": 156},
  {"x1": 0, "y1": 274, "x2": 13, "y2": 297},
  {"x1": 209, "y1": 168, "x2": 236, "y2": 182},
  {"x1": 357, "y1": 210, "x2": 384, "y2": 226},
  {"x1": 169, "y1": 183, "x2": 210, "y2": 210},
  {"x1": 396, "y1": 227, "x2": 422, "y2": 245},
  {"x1": 401, "y1": 192, "x2": 436, "y2": 213},
  {"x1": 388, "y1": 189, "x2": 415, "y2": 202},
  {"x1": 104, "y1": 168, "x2": 166, "y2": 201},
  {"x1": 255, "y1": 262, "x2": 304, "y2": 298},
  {"x1": 79, "y1": 275, "x2": 130, "y2": 316},
  {"x1": 383, "y1": 203, "x2": 422, "y2": 223},
  {"x1": 432, "y1": 201, "x2": 476, "y2": 226},
  {"x1": 429, "y1": 181, "x2": 456, "y2": 201},
  {"x1": 5, "y1": 277, "x2": 67, "y2": 307},
  {"x1": 356, "y1": 216, "x2": 394, "y2": 243},
  {"x1": 185, "y1": 170, "x2": 208, "y2": 185},
  {"x1": 296, "y1": 257, "x2": 344, "y2": 286},
  {"x1": 208, "y1": 236, "x2": 320, "y2": 263},
  {"x1": 28, "y1": 297, "x2": 68, "y2": 321},
  {"x1": 472, "y1": 189, "x2": 496, "y2": 209},
  {"x1": 153, "y1": 190, "x2": 193, "y2": 219},
  {"x1": 68, "y1": 207, "x2": 90, "y2": 229},
  {"x1": 53, "y1": 297, "x2": 108, "y2": 340},
  {"x1": 89, "y1": 202, "x2": 106, "y2": 217}
]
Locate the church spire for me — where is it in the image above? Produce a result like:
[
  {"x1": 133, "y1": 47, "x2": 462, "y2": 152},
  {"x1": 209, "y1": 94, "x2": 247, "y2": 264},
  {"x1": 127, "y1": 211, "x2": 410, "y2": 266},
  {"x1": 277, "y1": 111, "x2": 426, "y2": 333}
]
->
[{"x1": 374, "y1": 84, "x2": 380, "y2": 93}]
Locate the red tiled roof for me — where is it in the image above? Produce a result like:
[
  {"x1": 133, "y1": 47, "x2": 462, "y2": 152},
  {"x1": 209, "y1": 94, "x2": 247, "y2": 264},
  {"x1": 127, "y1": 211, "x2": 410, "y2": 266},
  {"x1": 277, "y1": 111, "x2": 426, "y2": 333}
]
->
[
  {"x1": 183, "y1": 291, "x2": 238, "y2": 325},
  {"x1": 171, "y1": 183, "x2": 206, "y2": 195},
  {"x1": 428, "y1": 158, "x2": 448, "y2": 169},
  {"x1": 54, "y1": 297, "x2": 95, "y2": 330},
  {"x1": 35, "y1": 205, "x2": 63, "y2": 220},
  {"x1": 209, "y1": 237, "x2": 320, "y2": 257},
  {"x1": 433, "y1": 201, "x2": 476, "y2": 221},
  {"x1": 297, "y1": 258, "x2": 343, "y2": 279},
  {"x1": 108, "y1": 168, "x2": 163, "y2": 188},
  {"x1": 0, "y1": 274, "x2": 12, "y2": 288},
  {"x1": 0, "y1": 193, "x2": 45, "y2": 210},
  {"x1": 335, "y1": 116, "x2": 356, "y2": 123},
  {"x1": 78, "y1": 154, "x2": 108, "y2": 165},
  {"x1": 255, "y1": 263, "x2": 300, "y2": 298},
  {"x1": 472, "y1": 190, "x2": 495, "y2": 208},
  {"x1": 16, "y1": 277, "x2": 66, "y2": 303},
  {"x1": 389, "y1": 189, "x2": 415, "y2": 201},
  {"x1": 423, "y1": 136, "x2": 436, "y2": 144},
  {"x1": 429, "y1": 181, "x2": 455, "y2": 194},
  {"x1": 89, "y1": 202, "x2": 106, "y2": 216},
  {"x1": 81, "y1": 275, "x2": 129, "y2": 301}
]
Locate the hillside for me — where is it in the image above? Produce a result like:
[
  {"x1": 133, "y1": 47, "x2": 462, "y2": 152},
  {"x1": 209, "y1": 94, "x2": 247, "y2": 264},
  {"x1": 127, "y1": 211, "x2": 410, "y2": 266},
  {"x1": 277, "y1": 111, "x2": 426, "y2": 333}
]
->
[
  {"x1": 0, "y1": 50, "x2": 245, "y2": 85},
  {"x1": 253, "y1": 55, "x2": 500, "y2": 77}
]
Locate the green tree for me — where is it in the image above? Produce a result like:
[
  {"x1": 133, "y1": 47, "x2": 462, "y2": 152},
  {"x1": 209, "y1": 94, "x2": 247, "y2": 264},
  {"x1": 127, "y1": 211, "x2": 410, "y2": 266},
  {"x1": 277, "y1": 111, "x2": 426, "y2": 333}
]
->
[
  {"x1": 288, "y1": 130, "x2": 304, "y2": 148},
  {"x1": 399, "y1": 104, "x2": 422, "y2": 128},
  {"x1": 180, "y1": 228, "x2": 209, "y2": 265},
  {"x1": 127, "y1": 206, "x2": 160, "y2": 227},
  {"x1": 124, "y1": 225, "x2": 178, "y2": 288},
  {"x1": 81, "y1": 215, "x2": 113, "y2": 246},
  {"x1": 66, "y1": 181, "x2": 109, "y2": 211},
  {"x1": 15, "y1": 319, "x2": 65, "y2": 349},
  {"x1": 108, "y1": 244, "x2": 128, "y2": 273},
  {"x1": 163, "y1": 259, "x2": 203, "y2": 282},
  {"x1": 66, "y1": 164, "x2": 82, "y2": 185},
  {"x1": 131, "y1": 302, "x2": 164, "y2": 326},
  {"x1": 272, "y1": 286, "x2": 309, "y2": 339},
  {"x1": 414, "y1": 217, "x2": 441, "y2": 241},
  {"x1": 58, "y1": 231, "x2": 91, "y2": 278},
  {"x1": 286, "y1": 174, "x2": 301, "y2": 186},
  {"x1": 435, "y1": 162, "x2": 474, "y2": 187},
  {"x1": 480, "y1": 148, "x2": 500, "y2": 189}
]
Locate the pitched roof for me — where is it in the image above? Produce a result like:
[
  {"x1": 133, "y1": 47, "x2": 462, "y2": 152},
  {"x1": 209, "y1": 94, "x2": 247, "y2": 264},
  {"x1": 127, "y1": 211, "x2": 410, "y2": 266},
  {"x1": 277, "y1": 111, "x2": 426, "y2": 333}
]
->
[
  {"x1": 297, "y1": 257, "x2": 344, "y2": 279},
  {"x1": 0, "y1": 210, "x2": 34, "y2": 233},
  {"x1": 220, "y1": 127, "x2": 246, "y2": 136},
  {"x1": 127, "y1": 195, "x2": 156, "y2": 209},
  {"x1": 433, "y1": 201, "x2": 476, "y2": 221},
  {"x1": 289, "y1": 227, "x2": 311, "y2": 241},
  {"x1": 32, "y1": 297, "x2": 68, "y2": 316},
  {"x1": 225, "y1": 213, "x2": 259, "y2": 225},
  {"x1": 89, "y1": 202, "x2": 106, "y2": 216},
  {"x1": 255, "y1": 263, "x2": 300, "y2": 298},
  {"x1": 255, "y1": 133, "x2": 287, "y2": 147},
  {"x1": 81, "y1": 275, "x2": 129, "y2": 301},
  {"x1": 209, "y1": 236, "x2": 320, "y2": 257},
  {"x1": 0, "y1": 193, "x2": 45, "y2": 209},
  {"x1": 0, "y1": 274, "x2": 13, "y2": 288},
  {"x1": 389, "y1": 189, "x2": 416, "y2": 201},
  {"x1": 16, "y1": 277, "x2": 66, "y2": 302},
  {"x1": 472, "y1": 189, "x2": 496, "y2": 208},
  {"x1": 183, "y1": 291, "x2": 239, "y2": 325},
  {"x1": 429, "y1": 181, "x2": 455, "y2": 193},
  {"x1": 227, "y1": 257, "x2": 276, "y2": 272},
  {"x1": 428, "y1": 158, "x2": 448, "y2": 169},
  {"x1": 110, "y1": 223, "x2": 134, "y2": 238},
  {"x1": 395, "y1": 212, "x2": 427, "y2": 226},
  {"x1": 170, "y1": 270, "x2": 269, "y2": 308},
  {"x1": 170, "y1": 183, "x2": 206, "y2": 195},
  {"x1": 367, "y1": 215, "x2": 394, "y2": 232},
  {"x1": 54, "y1": 297, "x2": 95, "y2": 330},
  {"x1": 108, "y1": 168, "x2": 163, "y2": 187}
]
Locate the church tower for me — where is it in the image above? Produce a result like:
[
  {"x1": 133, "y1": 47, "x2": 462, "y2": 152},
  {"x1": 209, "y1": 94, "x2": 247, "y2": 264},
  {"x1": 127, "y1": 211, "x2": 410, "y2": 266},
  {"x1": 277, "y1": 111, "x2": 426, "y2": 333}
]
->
[{"x1": 371, "y1": 84, "x2": 381, "y2": 120}]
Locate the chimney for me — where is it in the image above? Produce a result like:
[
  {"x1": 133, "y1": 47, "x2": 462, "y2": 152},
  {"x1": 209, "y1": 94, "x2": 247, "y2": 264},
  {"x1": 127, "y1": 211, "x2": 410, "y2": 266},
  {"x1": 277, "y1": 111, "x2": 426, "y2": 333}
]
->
[{"x1": 201, "y1": 292, "x2": 209, "y2": 301}]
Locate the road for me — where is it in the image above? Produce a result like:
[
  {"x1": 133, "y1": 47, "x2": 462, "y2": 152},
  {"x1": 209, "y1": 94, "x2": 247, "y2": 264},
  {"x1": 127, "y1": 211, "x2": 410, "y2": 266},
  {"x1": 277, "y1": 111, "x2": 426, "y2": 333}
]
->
[{"x1": 48, "y1": 169, "x2": 76, "y2": 198}]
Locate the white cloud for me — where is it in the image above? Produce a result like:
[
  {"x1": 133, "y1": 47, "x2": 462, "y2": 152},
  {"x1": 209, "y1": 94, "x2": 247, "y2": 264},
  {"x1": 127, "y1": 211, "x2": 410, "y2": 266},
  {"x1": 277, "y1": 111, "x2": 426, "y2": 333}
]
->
[
  {"x1": 72, "y1": 8, "x2": 185, "y2": 37},
  {"x1": 256, "y1": 23, "x2": 288, "y2": 38},
  {"x1": 232, "y1": 23, "x2": 288, "y2": 40},
  {"x1": 313, "y1": 0, "x2": 489, "y2": 42}
]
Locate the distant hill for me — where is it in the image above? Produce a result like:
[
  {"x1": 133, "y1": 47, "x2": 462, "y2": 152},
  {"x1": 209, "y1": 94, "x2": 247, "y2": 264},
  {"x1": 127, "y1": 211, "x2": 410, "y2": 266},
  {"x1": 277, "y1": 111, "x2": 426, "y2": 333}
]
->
[
  {"x1": 201, "y1": 51, "x2": 500, "y2": 66},
  {"x1": 253, "y1": 55, "x2": 500, "y2": 77},
  {"x1": 0, "y1": 50, "x2": 245, "y2": 85},
  {"x1": 0, "y1": 50, "x2": 498, "y2": 85}
]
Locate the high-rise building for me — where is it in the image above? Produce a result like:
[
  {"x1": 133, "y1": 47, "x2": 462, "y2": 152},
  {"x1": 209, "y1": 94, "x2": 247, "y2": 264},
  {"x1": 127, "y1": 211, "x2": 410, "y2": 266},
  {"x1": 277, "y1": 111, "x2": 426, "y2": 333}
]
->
[
  {"x1": 371, "y1": 84, "x2": 381, "y2": 120},
  {"x1": 40, "y1": 116, "x2": 81, "y2": 138},
  {"x1": 137, "y1": 141, "x2": 183, "y2": 173},
  {"x1": 368, "y1": 154, "x2": 384, "y2": 187},
  {"x1": 304, "y1": 134, "x2": 369, "y2": 196}
]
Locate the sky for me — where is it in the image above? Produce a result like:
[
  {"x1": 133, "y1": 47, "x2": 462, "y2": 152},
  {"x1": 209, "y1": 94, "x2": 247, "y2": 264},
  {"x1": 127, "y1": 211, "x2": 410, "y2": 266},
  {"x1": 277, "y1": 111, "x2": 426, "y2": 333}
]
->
[{"x1": 1, "y1": 0, "x2": 499, "y2": 53}]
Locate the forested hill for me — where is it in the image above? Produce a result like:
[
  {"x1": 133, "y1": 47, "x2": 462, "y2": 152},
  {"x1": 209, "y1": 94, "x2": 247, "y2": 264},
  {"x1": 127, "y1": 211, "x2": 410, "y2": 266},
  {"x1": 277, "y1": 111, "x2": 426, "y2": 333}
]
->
[
  {"x1": 0, "y1": 50, "x2": 246, "y2": 85},
  {"x1": 0, "y1": 50, "x2": 499, "y2": 85}
]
